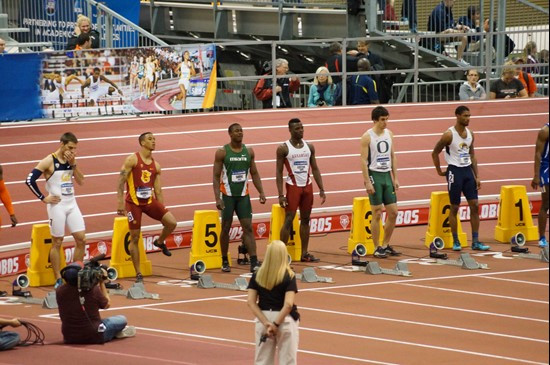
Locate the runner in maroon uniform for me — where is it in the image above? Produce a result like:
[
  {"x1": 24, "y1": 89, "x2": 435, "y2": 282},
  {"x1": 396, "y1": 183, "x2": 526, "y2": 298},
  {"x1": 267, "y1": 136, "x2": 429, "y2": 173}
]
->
[{"x1": 116, "y1": 132, "x2": 177, "y2": 282}]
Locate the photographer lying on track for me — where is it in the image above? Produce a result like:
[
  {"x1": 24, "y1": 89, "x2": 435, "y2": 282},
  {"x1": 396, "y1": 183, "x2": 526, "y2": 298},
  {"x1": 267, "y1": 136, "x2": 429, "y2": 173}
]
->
[{"x1": 56, "y1": 261, "x2": 136, "y2": 344}]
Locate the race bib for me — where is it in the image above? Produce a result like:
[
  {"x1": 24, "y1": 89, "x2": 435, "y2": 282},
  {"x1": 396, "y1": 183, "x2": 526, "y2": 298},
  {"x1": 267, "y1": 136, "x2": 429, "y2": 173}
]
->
[
  {"x1": 293, "y1": 160, "x2": 308, "y2": 173},
  {"x1": 459, "y1": 152, "x2": 471, "y2": 165},
  {"x1": 375, "y1": 156, "x2": 390, "y2": 170},
  {"x1": 60, "y1": 182, "x2": 74, "y2": 196},
  {"x1": 232, "y1": 170, "x2": 247, "y2": 183},
  {"x1": 90, "y1": 84, "x2": 99, "y2": 92},
  {"x1": 136, "y1": 186, "x2": 152, "y2": 199}
]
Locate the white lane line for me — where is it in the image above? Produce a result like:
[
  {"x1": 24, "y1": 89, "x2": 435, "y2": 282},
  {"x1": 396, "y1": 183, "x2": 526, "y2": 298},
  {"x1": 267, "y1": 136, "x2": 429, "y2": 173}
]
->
[
  {"x1": 398, "y1": 283, "x2": 549, "y2": 304},
  {"x1": 0, "y1": 113, "x2": 546, "y2": 148},
  {"x1": 479, "y1": 276, "x2": 549, "y2": 286}
]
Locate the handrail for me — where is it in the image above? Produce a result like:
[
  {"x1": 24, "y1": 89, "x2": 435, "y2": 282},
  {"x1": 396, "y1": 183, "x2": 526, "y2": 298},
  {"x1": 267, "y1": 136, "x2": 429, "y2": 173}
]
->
[{"x1": 516, "y1": 0, "x2": 549, "y2": 15}]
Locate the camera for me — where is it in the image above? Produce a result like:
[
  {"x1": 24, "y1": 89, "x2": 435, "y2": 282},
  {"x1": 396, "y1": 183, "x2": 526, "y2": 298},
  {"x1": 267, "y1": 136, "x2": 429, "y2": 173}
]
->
[
  {"x1": 77, "y1": 254, "x2": 117, "y2": 291},
  {"x1": 316, "y1": 99, "x2": 326, "y2": 107}
]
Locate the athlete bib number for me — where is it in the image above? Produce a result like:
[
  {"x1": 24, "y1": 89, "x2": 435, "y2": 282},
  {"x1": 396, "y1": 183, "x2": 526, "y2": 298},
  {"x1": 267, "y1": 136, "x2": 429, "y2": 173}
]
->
[
  {"x1": 459, "y1": 152, "x2": 471, "y2": 166},
  {"x1": 293, "y1": 160, "x2": 308, "y2": 174},
  {"x1": 375, "y1": 156, "x2": 390, "y2": 170},
  {"x1": 136, "y1": 186, "x2": 152, "y2": 199},
  {"x1": 60, "y1": 183, "x2": 74, "y2": 196},
  {"x1": 231, "y1": 170, "x2": 247, "y2": 183}
]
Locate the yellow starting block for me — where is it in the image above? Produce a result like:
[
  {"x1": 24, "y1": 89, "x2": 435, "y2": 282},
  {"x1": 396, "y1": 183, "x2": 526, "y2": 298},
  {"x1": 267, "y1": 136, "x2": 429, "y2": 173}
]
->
[
  {"x1": 188, "y1": 210, "x2": 228, "y2": 270},
  {"x1": 269, "y1": 204, "x2": 302, "y2": 262},
  {"x1": 27, "y1": 224, "x2": 66, "y2": 287},
  {"x1": 425, "y1": 192, "x2": 467, "y2": 249},
  {"x1": 494, "y1": 185, "x2": 538, "y2": 243},
  {"x1": 347, "y1": 197, "x2": 384, "y2": 255},
  {"x1": 109, "y1": 217, "x2": 152, "y2": 278}
]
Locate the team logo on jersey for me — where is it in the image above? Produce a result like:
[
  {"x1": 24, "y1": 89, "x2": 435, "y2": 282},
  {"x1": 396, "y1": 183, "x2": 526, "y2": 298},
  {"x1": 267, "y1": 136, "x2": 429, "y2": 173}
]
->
[
  {"x1": 340, "y1": 215, "x2": 350, "y2": 229},
  {"x1": 459, "y1": 142, "x2": 469, "y2": 151},
  {"x1": 256, "y1": 223, "x2": 267, "y2": 237},
  {"x1": 61, "y1": 172, "x2": 71, "y2": 181},
  {"x1": 55, "y1": 163, "x2": 60, "y2": 168},
  {"x1": 141, "y1": 170, "x2": 152, "y2": 183}
]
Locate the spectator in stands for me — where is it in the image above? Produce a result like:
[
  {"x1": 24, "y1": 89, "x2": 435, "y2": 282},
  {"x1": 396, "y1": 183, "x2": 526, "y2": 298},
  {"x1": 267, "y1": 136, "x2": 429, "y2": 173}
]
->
[
  {"x1": 325, "y1": 42, "x2": 359, "y2": 84},
  {"x1": 426, "y1": 0, "x2": 469, "y2": 62},
  {"x1": 356, "y1": 40, "x2": 384, "y2": 71},
  {"x1": 0, "y1": 38, "x2": 6, "y2": 54},
  {"x1": 459, "y1": 69, "x2": 486, "y2": 100},
  {"x1": 348, "y1": 58, "x2": 380, "y2": 105},
  {"x1": 512, "y1": 58, "x2": 537, "y2": 97},
  {"x1": 458, "y1": 5, "x2": 479, "y2": 30},
  {"x1": 74, "y1": 33, "x2": 92, "y2": 51},
  {"x1": 401, "y1": 0, "x2": 417, "y2": 33},
  {"x1": 468, "y1": 18, "x2": 515, "y2": 61},
  {"x1": 66, "y1": 14, "x2": 100, "y2": 50},
  {"x1": 523, "y1": 41, "x2": 539, "y2": 74},
  {"x1": 384, "y1": 0, "x2": 399, "y2": 31},
  {"x1": 253, "y1": 58, "x2": 300, "y2": 109},
  {"x1": 489, "y1": 63, "x2": 528, "y2": 99},
  {"x1": 308, "y1": 66, "x2": 335, "y2": 107}
]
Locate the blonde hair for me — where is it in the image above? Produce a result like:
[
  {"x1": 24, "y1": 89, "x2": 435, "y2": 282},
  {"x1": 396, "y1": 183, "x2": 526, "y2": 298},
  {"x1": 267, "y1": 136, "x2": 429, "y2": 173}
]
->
[
  {"x1": 254, "y1": 241, "x2": 294, "y2": 290},
  {"x1": 76, "y1": 14, "x2": 91, "y2": 27},
  {"x1": 313, "y1": 66, "x2": 332, "y2": 85},
  {"x1": 502, "y1": 61, "x2": 516, "y2": 75}
]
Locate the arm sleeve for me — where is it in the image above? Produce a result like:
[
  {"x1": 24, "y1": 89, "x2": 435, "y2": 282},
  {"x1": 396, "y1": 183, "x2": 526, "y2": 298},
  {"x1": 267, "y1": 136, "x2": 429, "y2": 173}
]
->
[
  {"x1": 25, "y1": 169, "x2": 45, "y2": 200},
  {"x1": 253, "y1": 79, "x2": 272, "y2": 101},
  {"x1": 458, "y1": 84, "x2": 470, "y2": 100},
  {"x1": 0, "y1": 180, "x2": 15, "y2": 215}
]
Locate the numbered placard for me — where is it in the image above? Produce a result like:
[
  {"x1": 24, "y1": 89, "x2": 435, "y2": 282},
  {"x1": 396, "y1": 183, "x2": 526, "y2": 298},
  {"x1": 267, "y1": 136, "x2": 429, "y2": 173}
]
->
[
  {"x1": 109, "y1": 217, "x2": 152, "y2": 278},
  {"x1": 27, "y1": 224, "x2": 67, "y2": 287},
  {"x1": 189, "y1": 210, "x2": 228, "y2": 269},
  {"x1": 494, "y1": 185, "x2": 538, "y2": 242},
  {"x1": 424, "y1": 192, "x2": 467, "y2": 249},
  {"x1": 269, "y1": 204, "x2": 302, "y2": 261},
  {"x1": 347, "y1": 197, "x2": 384, "y2": 255}
]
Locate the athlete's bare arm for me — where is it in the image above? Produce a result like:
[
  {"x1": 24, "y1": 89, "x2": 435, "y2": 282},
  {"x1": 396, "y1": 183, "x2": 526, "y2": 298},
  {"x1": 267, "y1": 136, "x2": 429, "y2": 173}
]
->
[
  {"x1": 65, "y1": 74, "x2": 83, "y2": 86},
  {"x1": 63, "y1": 149, "x2": 84, "y2": 186},
  {"x1": 360, "y1": 131, "x2": 374, "y2": 194},
  {"x1": 212, "y1": 148, "x2": 226, "y2": 211},
  {"x1": 100, "y1": 75, "x2": 122, "y2": 95},
  {"x1": 469, "y1": 132, "x2": 481, "y2": 190},
  {"x1": 309, "y1": 143, "x2": 326, "y2": 205},
  {"x1": 531, "y1": 126, "x2": 549, "y2": 189},
  {"x1": 249, "y1": 147, "x2": 266, "y2": 204},
  {"x1": 431, "y1": 130, "x2": 453, "y2": 177},
  {"x1": 276, "y1": 143, "x2": 289, "y2": 207},
  {"x1": 153, "y1": 161, "x2": 164, "y2": 204},
  {"x1": 117, "y1": 154, "x2": 137, "y2": 215},
  {"x1": 389, "y1": 130, "x2": 399, "y2": 190},
  {"x1": 81, "y1": 78, "x2": 91, "y2": 97}
]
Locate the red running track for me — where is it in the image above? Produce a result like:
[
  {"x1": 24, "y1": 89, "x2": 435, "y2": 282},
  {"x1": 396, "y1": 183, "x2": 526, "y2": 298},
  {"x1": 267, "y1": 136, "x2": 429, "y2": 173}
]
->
[{"x1": 0, "y1": 98, "x2": 548, "y2": 247}]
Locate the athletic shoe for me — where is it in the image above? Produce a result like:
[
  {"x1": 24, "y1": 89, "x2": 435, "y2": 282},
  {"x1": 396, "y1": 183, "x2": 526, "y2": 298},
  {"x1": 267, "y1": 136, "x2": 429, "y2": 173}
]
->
[
  {"x1": 153, "y1": 239, "x2": 172, "y2": 257},
  {"x1": 384, "y1": 245, "x2": 401, "y2": 256},
  {"x1": 301, "y1": 253, "x2": 320, "y2": 262},
  {"x1": 373, "y1": 246, "x2": 387, "y2": 258},
  {"x1": 538, "y1": 238, "x2": 548, "y2": 248},
  {"x1": 472, "y1": 241, "x2": 490, "y2": 251},
  {"x1": 115, "y1": 325, "x2": 136, "y2": 339},
  {"x1": 250, "y1": 259, "x2": 262, "y2": 273},
  {"x1": 54, "y1": 278, "x2": 63, "y2": 289},
  {"x1": 452, "y1": 242, "x2": 462, "y2": 251},
  {"x1": 135, "y1": 273, "x2": 144, "y2": 283},
  {"x1": 221, "y1": 261, "x2": 231, "y2": 273}
]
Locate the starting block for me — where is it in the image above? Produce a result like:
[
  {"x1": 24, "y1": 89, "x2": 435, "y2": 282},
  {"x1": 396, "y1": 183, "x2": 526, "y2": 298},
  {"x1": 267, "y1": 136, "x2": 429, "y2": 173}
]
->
[
  {"x1": 518, "y1": 246, "x2": 549, "y2": 263},
  {"x1": 295, "y1": 268, "x2": 334, "y2": 283},
  {"x1": 27, "y1": 224, "x2": 67, "y2": 287},
  {"x1": 269, "y1": 204, "x2": 302, "y2": 262},
  {"x1": 364, "y1": 261, "x2": 412, "y2": 276},
  {"x1": 494, "y1": 185, "x2": 538, "y2": 243},
  {"x1": 425, "y1": 192, "x2": 467, "y2": 249},
  {"x1": 126, "y1": 282, "x2": 160, "y2": 300},
  {"x1": 347, "y1": 197, "x2": 384, "y2": 255},
  {"x1": 109, "y1": 217, "x2": 152, "y2": 279},
  {"x1": 197, "y1": 274, "x2": 249, "y2": 291},
  {"x1": 435, "y1": 253, "x2": 489, "y2": 270},
  {"x1": 11, "y1": 290, "x2": 58, "y2": 309}
]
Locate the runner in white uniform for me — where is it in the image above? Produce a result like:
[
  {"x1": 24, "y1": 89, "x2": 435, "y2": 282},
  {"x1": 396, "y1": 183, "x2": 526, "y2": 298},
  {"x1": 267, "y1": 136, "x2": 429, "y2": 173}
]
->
[
  {"x1": 25, "y1": 132, "x2": 87, "y2": 288},
  {"x1": 81, "y1": 67, "x2": 122, "y2": 106},
  {"x1": 171, "y1": 50, "x2": 195, "y2": 109}
]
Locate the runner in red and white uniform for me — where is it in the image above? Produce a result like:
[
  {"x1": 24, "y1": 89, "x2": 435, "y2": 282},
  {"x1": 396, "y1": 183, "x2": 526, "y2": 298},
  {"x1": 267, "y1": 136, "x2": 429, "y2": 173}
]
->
[{"x1": 276, "y1": 118, "x2": 326, "y2": 262}]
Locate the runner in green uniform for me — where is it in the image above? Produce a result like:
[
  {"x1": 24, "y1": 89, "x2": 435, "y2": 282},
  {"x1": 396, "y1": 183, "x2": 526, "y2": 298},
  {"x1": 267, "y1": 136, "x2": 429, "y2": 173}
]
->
[{"x1": 213, "y1": 123, "x2": 266, "y2": 272}]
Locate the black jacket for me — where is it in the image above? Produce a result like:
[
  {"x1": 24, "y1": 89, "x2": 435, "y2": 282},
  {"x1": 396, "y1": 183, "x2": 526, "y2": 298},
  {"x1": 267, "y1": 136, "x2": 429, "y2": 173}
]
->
[{"x1": 66, "y1": 29, "x2": 101, "y2": 50}]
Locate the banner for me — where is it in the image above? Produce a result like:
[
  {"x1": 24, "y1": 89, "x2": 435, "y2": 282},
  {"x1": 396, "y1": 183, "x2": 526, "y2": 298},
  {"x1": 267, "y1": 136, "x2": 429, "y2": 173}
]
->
[
  {"x1": 0, "y1": 53, "x2": 43, "y2": 122},
  {"x1": 0, "y1": 200, "x2": 542, "y2": 277},
  {"x1": 40, "y1": 45, "x2": 217, "y2": 119}
]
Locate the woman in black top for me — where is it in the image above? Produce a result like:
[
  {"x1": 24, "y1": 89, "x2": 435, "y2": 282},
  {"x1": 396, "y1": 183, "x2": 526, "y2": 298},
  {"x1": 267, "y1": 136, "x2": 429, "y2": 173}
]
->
[{"x1": 247, "y1": 240, "x2": 299, "y2": 365}]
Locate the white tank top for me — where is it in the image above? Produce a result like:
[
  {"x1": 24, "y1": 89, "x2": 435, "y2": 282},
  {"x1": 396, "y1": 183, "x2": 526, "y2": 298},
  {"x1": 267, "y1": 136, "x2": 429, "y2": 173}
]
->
[
  {"x1": 89, "y1": 75, "x2": 100, "y2": 92},
  {"x1": 444, "y1": 126, "x2": 473, "y2": 167},
  {"x1": 284, "y1": 140, "x2": 311, "y2": 187},
  {"x1": 46, "y1": 154, "x2": 75, "y2": 202},
  {"x1": 367, "y1": 128, "x2": 392, "y2": 172},
  {"x1": 180, "y1": 61, "x2": 191, "y2": 80}
]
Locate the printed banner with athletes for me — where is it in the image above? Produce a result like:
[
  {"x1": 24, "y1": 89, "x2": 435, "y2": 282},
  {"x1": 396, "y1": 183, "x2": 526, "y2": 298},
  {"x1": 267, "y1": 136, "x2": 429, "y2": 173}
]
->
[{"x1": 40, "y1": 44, "x2": 217, "y2": 119}]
